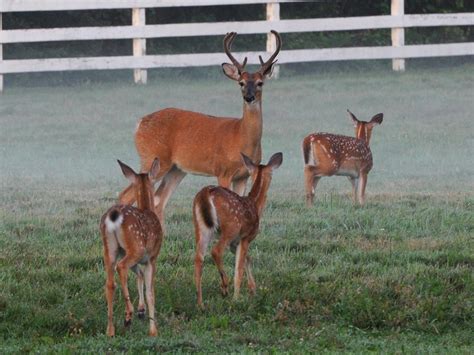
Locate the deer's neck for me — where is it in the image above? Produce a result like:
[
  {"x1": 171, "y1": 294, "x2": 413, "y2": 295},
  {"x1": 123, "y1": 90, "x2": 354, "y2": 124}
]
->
[
  {"x1": 356, "y1": 125, "x2": 370, "y2": 146},
  {"x1": 240, "y1": 101, "x2": 263, "y2": 153},
  {"x1": 248, "y1": 170, "x2": 270, "y2": 218},
  {"x1": 136, "y1": 185, "x2": 154, "y2": 212}
]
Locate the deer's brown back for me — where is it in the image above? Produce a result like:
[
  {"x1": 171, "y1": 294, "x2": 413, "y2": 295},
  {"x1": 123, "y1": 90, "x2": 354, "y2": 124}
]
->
[
  {"x1": 209, "y1": 186, "x2": 259, "y2": 232},
  {"x1": 134, "y1": 108, "x2": 256, "y2": 177},
  {"x1": 305, "y1": 133, "x2": 373, "y2": 176},
  {"x1": 100, "y1": 204, "x2": 162, "y2": 256}
]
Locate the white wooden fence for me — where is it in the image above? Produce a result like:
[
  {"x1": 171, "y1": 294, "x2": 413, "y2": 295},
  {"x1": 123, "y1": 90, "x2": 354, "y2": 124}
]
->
[{"x1": 1, "y1": 0, "x2": 473, "y2": 91}]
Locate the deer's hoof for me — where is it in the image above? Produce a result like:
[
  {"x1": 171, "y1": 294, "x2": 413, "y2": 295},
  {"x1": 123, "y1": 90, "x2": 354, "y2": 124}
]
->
[
  {"x1": 137, "y1": 309, "x2": 146, "y2": 320},
  {"x1": 149, "y1": 327, "x2": 158, "y2": 337},
  {"x1": 220, "y1": 287, "x2": 229, "y2": 297},
  {"x1": 248, "y1": 287, "x2": 256, "y2": 296},
  {"x1": 106, "y1": 325, "x2": 115, "y2": 337}
]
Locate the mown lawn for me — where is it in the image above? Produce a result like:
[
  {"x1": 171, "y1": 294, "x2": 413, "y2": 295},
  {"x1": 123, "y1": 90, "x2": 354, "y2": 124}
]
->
[{"x1": 1, "y1": 62, "x2": 473, "y2": 353}]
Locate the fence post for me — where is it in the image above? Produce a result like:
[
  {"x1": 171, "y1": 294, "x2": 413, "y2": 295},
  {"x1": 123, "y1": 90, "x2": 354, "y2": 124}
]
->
[
  {"x1": 132, "y1": 8, "x2": 147, "y2": 84},
  {"x1": 391, "y1": 0, "x2": 405, "y2": 71},
  {"x1": 266, "y1": 2, "x2": 280, "y2": 78},
  {"x1": 1, "y1": 12, "x2": 3, "y2": 92}
]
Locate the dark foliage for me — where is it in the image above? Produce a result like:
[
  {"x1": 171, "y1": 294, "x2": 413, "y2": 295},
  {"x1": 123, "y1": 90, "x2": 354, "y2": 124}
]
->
[{"x1": 3, "y1": 1, "x2": 472, "y2": 59}]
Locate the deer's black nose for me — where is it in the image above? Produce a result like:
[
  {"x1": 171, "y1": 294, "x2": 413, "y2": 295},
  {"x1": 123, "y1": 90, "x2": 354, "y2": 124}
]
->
[{"x1": 244, "y1": 95, "x2": 255, "y2": 103}]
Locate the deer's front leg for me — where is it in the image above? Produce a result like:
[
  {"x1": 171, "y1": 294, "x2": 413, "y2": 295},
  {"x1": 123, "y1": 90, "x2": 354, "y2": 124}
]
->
[
  {"x1": 232, "y1": 177, "x2": 248, "y2": 196},
  {"x1": 217, "y1": 175, "x2": 233, "y2": 190},
  {"x1": 357, "y1": 172, "x2": 368, "y2": 206},
  {"x1": 245, "y1": 254, "x2": 256, "y2": 296},
  {"x1": 131, "y1": 265, "x2": 145, "y2": 320},
  {"x1": 348, "y1": 176, "x2": 358, "y2": 204},
  {"x1": 154, "y1": 166, "x2": 187, "y2": 231},
  {"x1": 118, "y1": 183, "x2": 136, "y2": 205}
]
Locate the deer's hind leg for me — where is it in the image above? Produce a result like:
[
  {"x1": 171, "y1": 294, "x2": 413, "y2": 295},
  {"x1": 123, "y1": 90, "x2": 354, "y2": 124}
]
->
[
  {"x1": 211, "y1": 228, "x2": 236, "y2": 297},
  {"x1": 304, "y1": 165, "x2": 323, "y2": 206},
  {"x1": 144, "y1": 260, "x2": 158, "y2": 336},
  {"x1": 193, "y1": 212, "x2": 214, "y2": 309},
  {"x1": 245, "y1": 254, "x2": 256, "y2": 296},
  {"x1": 116, "y1": 255, "x2": 141, "y2": 328},
  {"x1": 304, "y1": 165, "x2": 315, "y2": 206},
  {"x1": 103, "y1": 234, "x2": 118, "y2": 337}
]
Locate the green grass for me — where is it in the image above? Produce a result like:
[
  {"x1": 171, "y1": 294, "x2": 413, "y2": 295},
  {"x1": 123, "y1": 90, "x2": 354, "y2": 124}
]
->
[{"x1": 1, "y1": 63, "x2": 473, "y2": 353}]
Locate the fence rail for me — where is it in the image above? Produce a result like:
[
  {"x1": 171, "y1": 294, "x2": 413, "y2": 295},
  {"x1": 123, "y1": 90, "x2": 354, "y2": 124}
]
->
[
  {"x1": 0, "y1": 0, "x2": 302, "y2": 12},
  {"x1": 1, "y1": 0, "x2": 473, "y2": 91}
]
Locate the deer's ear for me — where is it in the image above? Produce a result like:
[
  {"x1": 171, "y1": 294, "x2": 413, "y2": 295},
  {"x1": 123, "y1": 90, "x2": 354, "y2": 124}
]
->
[
  {"x1": 369, "y1": 113, "x2": 383, "y2": 126},
  {"x1": 347, "y1": 109, "x2": 359, "y2": 127},
  {"x1": 118, "y1": 160, "x2": 137, "y2": 184},
  {"x1": 267, "y1": 152, "x2": 283, "y2": 170},
  {"x1": 148, "y1": 158, "x2": 161, "y2": 181},
  {"x1": 240, "y1": 153, "x2": 257, "y2": 173},
  {"x1": 222, "y1": 63, "x2": 240, "y2": 81}
]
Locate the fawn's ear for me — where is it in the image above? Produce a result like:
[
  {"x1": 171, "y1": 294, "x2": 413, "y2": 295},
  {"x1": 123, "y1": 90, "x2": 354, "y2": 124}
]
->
[
  {"x1": 148, "y1": 158, "x2": 161, "y2": 181},
  {"x1": 369, "y1": 113, "x2": 384, "y2": 127},
  {"x1": 267, "y1": 152, "x2": 283, "y2": 170},
  {"x1": 347, "y1": 109, "x2": 359, "y2": 127},
  {"x1": 222, "y1": 63, "x2": 240, "y2": 81},
  {"x1": 118, "y1": 160, "x2": 137, "y2": 184},
  {"x1": 241, "y1": 153, "x2": 257, "y2": 174}
]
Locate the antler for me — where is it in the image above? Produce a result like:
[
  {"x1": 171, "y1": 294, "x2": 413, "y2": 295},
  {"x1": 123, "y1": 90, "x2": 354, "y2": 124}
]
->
[
  {"x1": 259, "y1": 30, "x2": 282, "y2": 74},
  {"x1": 223, "y1": 32, "x2": 247, "y2": 73}
]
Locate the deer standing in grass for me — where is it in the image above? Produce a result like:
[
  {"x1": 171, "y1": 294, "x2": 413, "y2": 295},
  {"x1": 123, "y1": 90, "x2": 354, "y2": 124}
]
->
[
  {"x1": 302, "y1": 110, "x2": 383, "y2": 206},
  {"x1": 100, "y1": 158, "x2": 163, "y2": 337},
  {"x1": 119, "y1": 31, "x2": 282, "y2": 225},
  {"x1": 193, "y1": 152, "x2": 282, "y2": 309}
]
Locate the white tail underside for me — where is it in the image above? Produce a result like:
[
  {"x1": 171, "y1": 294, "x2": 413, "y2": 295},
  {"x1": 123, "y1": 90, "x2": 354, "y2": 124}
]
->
[{"x1": 105, "y1": 214, "x2": 124, "y2": 234}]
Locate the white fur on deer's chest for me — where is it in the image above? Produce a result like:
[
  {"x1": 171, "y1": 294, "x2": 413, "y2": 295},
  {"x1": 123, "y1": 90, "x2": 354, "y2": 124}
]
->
[
  {"x1": 335, "y1": 159, "x2": 359, "y2": 176},
  {"x1": 335, "y1": 168, "x2": 359, "y2": 178},
  {"x1": 176, "y1": 163, "x2": 213, "y2": 177}
]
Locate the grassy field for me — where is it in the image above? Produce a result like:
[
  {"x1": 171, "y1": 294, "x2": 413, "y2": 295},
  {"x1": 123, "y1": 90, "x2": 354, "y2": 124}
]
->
[{"x1": 1, "y1": 62, "x2": 473, "y2": 353}]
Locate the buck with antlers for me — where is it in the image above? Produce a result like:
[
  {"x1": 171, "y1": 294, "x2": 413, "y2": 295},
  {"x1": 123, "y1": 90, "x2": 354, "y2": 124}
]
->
[
  {"x1": 193, "y1": 152, "x2": 282, "y2": 308},
  {"x1": 119, "y1": 31, "x2": 282, "y2": 224},
  {"x1": 100, "y1": 158, "x2": 163, "y2": 337},
  {"x1": 302, "y1": 110, "x2": 383, "y2": 206}
]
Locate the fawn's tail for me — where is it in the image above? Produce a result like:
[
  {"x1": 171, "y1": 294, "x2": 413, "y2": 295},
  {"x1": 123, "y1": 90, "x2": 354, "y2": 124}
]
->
[{"x1": 105, "y1": 208, "x2": 123, "y2": 233}]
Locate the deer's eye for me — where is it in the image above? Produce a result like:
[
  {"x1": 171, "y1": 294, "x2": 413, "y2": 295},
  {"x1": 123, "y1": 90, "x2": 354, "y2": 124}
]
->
[
  {"x1": 239, "y1": 82, "x2": 245, "y2": 87},
  {"x1": 257, "y1": 82, "x2": 263, "y2": 87}
]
